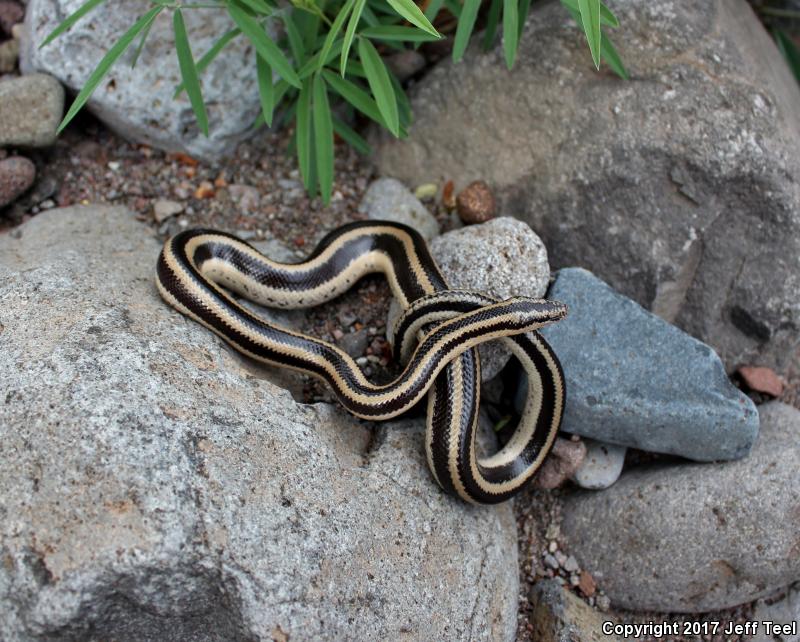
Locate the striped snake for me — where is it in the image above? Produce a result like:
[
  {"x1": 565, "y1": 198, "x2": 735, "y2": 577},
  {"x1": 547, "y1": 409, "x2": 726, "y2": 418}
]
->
[{"x1": 156, "y1": 221, "x2": 567, "y2": 504}]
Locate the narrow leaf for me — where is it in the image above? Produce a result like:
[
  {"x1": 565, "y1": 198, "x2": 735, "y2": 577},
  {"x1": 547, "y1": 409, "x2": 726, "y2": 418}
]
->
[
  {"x1": 332, "y1": 116, "x2": 371, "y2": 154},
  {"x1": 130, "y1": 13, "x2": 156, "y2": 68},
  {"x1": 174, "y1": 9, "x2": 208, "y2": 136},
  {"x1": 561, "y1": 0, "x2": 618, "y2": 28},
  {"x1": 502, "y1": 0, "x2": 519, "y2": 69},
  {"x1": 58, "y1": 6, "x2": 163, "y2": 133},
  {"x1": 256, "y1": 54, "x2": 275, "y2": 126},
  {"x1": 298, "y1": 39, "x2": 344, "y2": 78},
  {"x1": 482, "y1": 0, "x2": 502, "y2": 51},
  {"x1": 228, "y1": 2, "x2": 301, "y2": 88},
  {"x1": 453, "y1": 0, "x2": 481, "y2": 62},
  {"x1": 578, "y1": 0, "x2": 601, "y2": 68},
  {"x1": 318, "y1": 0, "x2": 355, "y2": 72},
  {"x1": 775, "y1": 29, "x2": 800, "y2": 84},
  {"x1": 341, "y1": 0, "x2": 367, "y2": 75},
  {"x1": 296, "y1": 78, "x2": 314, "y2": 191},
  {"x1": 174, "y1": 29, "x2": 241, "y2": 98},
  {"x1": 282, "y1": 12, "x2": 306, "y2": 63},
  {"x1": 322, "y1": 69, "x2": 384, "y2": 125},
  {"x1": 236, "y1": 0, "x2": 274, "y2": 15},
  {"x1": 41, "y1": 0, "x2": 107, "y2": 48},
  {"x1": 518, "y1": 0, "x2": 532, "y2": 38},
  {"x1": 424, "y1": 0, "x2": 446, "y2": 23},
  {"x1": 357, "y1": 37, "x2": 399, "y2": 136},
  {"x1": 359, "y1": 25, "x2": 440, "y2": 42},
  {"x1": 385, "y1": 0, "x2": 439, "y2": 37},
  {"x1": 313, "y1": 74, "x2": 334, "y2": 204},
  {"x1": 600, "y1": 32, "x2": 628, "y2": 79}
]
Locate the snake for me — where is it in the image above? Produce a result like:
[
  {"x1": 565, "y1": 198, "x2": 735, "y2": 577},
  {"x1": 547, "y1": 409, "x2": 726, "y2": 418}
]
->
[{"x1": 156, "y1": 220, "x2": 567, "y2": 504}]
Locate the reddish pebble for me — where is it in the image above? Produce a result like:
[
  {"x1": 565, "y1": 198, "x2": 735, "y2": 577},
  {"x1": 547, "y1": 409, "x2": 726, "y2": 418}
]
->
[
  {"x1": 738, "y1": 365, "x2": 783, "y2": 397},
  {"x1": 0, "y1": 1, "x2": 23, "y2": 36},
  {"x1": 194, "y1": 181, "x2": 215, "y2": 199},
  {"x1": 0, "y1": 156, "x2": 35, "y2": 208},
  {"x1": 442, "y1": 179, "x2": 456, "y2": 209},
  {"x1": 533, "y1": 437, "x2": 587, "y2": 489},
  {"x1": 456, "y1": 180, "x2": 496, "y2": 224},
  {"x1": 578, "y1": 571, "x2": 596, "y2": 597}
]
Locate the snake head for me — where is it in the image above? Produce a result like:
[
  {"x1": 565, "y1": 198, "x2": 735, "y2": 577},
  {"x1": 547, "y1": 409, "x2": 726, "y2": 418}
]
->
[{"x1": 505, "y1": 298, "x2": 568, "y2": 329}]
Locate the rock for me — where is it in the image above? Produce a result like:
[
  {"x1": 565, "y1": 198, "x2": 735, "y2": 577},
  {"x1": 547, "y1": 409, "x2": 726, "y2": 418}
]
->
[
  {"x1": 21, "y1": 1, "x2": 271, "y2": 160},
  {"x1": 338, "y1": 327, "x2": 370, "y2": 358},
  {"x1": 572, "y1": 439, "x2": 627, "y2": 490},
  {"x1": 533, "y1": 438, "x2": 586, "y2": 490},
  {"x1": 562, "y1": 402, "x2": 800, "y2": 613},
  {"x1": 227, "y1": 183, "x2": 260, "y2": 214},
  {"x1": 0, "y1": 74, "x2": 64, "y2": 147},
  {"x1": 529, "y1": 579, "x2": 622, "y2": 642},
  {"x1": 750, "y1": 584, "x2": 800, "y2": 642},
  {"x1": 456, "y1": 180, "x2": 495, "y2": 224},
  {"x1": 0, "y1": 36, "x2": 18, "y2": 72},
  {"x1": 0, "y1": 0, "x2": 23, "y2": 35},
  {"x1": 538, "y1": 268, "x2": 758, "y2": 461},
  {"x1": 0, "y1": 205, "x2": 519, "y2": 641},
  {"x1": 386, "y1": 49, "x2": 426, "y2": 82},
  {"x1": 358, "y1": 177, "x2": 439, "y2": 241},
  {"x1": 152, "y1": 198, "x2": 183, "y2": 223},
  {"x1": 738, "y1": 365, "x2": 784, "y2": 397},
  {"x1": 0, "y1": 155, "x2": 35, "y2": 207},
  {"x1": 392, "y1": 216, "x2": 550, "y2": 381},
  {"x1": 372, "y1": 0, "x2": 800, "y2": 373}
]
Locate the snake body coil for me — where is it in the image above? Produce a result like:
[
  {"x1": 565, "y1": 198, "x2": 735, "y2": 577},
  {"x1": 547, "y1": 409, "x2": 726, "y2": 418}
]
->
[{"x1": 156, "y1": 221, "x2": 566, "y2": 504}]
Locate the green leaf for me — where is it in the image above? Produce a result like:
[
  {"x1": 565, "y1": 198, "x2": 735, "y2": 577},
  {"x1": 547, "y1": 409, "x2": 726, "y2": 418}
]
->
[
  {"x1": 41, "y1": 0, "x2": 107, "y2": 48},
  {"x1": 482, "y1": 0, "x2": 502, "y2": 51},
  {"x1": 322, "y1": 69, "x2": 384, "y2": 125},
  {"x1": 228, "y1": 2, "x2": 301, "y2": 88},
  {"x1": 388, "y1": 70, "x2": 411, "y2": 130},
  {"x1": 424, "y1": 0, "x2": 446, "y2": 23},
  {"x1": 313, "y1": 74, "x2": 334, "y2": 204},
  {"x1": 452, "y1": 0, "x2": 481, "y2": 62},
  {"x1": 130, "y1": 12, "x2": 156, "y2": 68},
  {"x1": 502, "y1": 0, "x2": 519, "y2": 69},
  {"x1": 341, "y1": 0, "x2": 367, "y2": 76},
  {"x1": 384, "y1": 0, "x2": 439, "y2": 37},
  {"x1": 442, "y1": 0, "x2": 462, "y2": 18},
  {"x1": 282, "y1": 13, "x2": 306, "y2": 63},
  {"x1": 518, "y1": 0, "x2": 532, "y2": 38},
  {"x1": 173, "y1": 9, "x2": 208, "y2": 136},
  {"x1": 296, "y1": 78, "x2": 314, "y2": 192},
  {"x1": 774, "y1": 29, "x2": 800, "y2": 84},
  {"x1": 174, "y1": 29, "x2": 240, "y2": 98},
  {"x1": 236, "y1": 0, "x2": 274, "y2": 15},
  {"x1": 256, "y1": 54, "x2": 275, "y2": 126},
  {"x1": 561, "y1": 0, "x2": 619, "y2": 28},
  {"x1": 359, "y1": 25, "x2": 440, "y2": 42},
  {"x1": 317, "y1": 0, "x2": 355, "y2": 72},
  {"x1": 58, "y1": 5, "x2": 163, "y2": 134},
  {"x1": 600, "y1": 32, "x2": 628, "y2": 79},
  {"x1": 578, "y1": 0, "x2": 602, "y2": 68},
  {"x1": 357, "y1": 37, "x2": 399, "y2": 136},
  {"x1": 298, "y1": 38, "x2": 344, "y2": 78},
  {"x1": 332, "y1": 116, "x2": 371, "y2": 154}
]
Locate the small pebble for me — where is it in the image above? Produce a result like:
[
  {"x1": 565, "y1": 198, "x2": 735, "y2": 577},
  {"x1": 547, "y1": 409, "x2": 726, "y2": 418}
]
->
[
  {"x1": 548, "y1": 541, "x2": 558, "y2": 554},
  {"x1": 737, "y1": 365, "x2": 784, "y2": 397},
  {"x1": 578, "y1": 571, "x2": 597, "y2": 598},
  {"x1": 0, "y1": 0, "x2": 24, "y2": 35},
  {"x1": 596, "y1": 594, "x2": 611, "y2": 611},
  {"x1": 533, "y1": 437, "x2": 587, "y2": 489},
  {"x1": 563, "y1": 555, "x2": 580, "y2": 573},
  {"x1": 456, "y1": 180, "x2": 495, "y2": 224},
  {"x1": 414, "y1": 183, "x2": 438, "y2": 200},
  {"x1": 543, "y1": 554, "x2": 559, "y2": 570},
  {"x1": 0, "y1": 156, "x2": 35, "y2": 208},
  {"x1": 153, "y1": 199, "x2": 184, "y2": 223}
]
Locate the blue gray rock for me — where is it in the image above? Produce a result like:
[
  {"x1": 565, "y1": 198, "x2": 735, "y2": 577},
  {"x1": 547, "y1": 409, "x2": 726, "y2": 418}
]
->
[
  {"x1": 358, "y1": 177, "x2": 439, "y2": 241},
  {"x1": 572, "y1": 439, "x2": 627, "y2": 490},
  {"x1": 537, "y1": 268, "x2": 758, "y2": 461}
]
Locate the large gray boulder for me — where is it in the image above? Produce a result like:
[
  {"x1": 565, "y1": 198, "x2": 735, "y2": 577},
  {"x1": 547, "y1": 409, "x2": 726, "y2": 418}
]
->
[
  {"x1": 372, "y1": 0, "x2": 800, "y2": 373},
  {"x1": 20, "y1": 0, "x2": 269, "y2": 159},
  {"x1": 0, "y1": 206, "x2": 519, "y2": 641},
  {"x1": 561, "y1": 402, "x2": 800, "y2": 613}
]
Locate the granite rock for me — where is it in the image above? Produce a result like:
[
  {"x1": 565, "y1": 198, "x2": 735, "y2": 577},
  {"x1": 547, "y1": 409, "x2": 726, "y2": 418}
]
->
[
  {"x1": 529, "y1": 580, "x2": 622, "y2": 642},
  {"x1": 0, "y1": 205, "x2": 519, "y2": 642},
  {"x1": 358, "y1": 177, "x2": 440, "y2": 241},
  {"x1": 562, "y1": 402, "x2": 800, "y2": 613},
  {"x1": 21, "y1": 0, "x2": 271, "y2": 159},
  {"x1": 538, "y1": 268, "x2": 758, "y2": 461},
  {"x1": 751, "y1": 584, "x2": 800, "y2": 642},
  {"x1": 387, "y1": 217, "x2": 551, "y2": 381},
  {"x1": 372, "y1": 0, "x2": 800, "y2": 373},
  {"x1": 0, "y1": 73, "x2": 63, "y2": 147}
]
